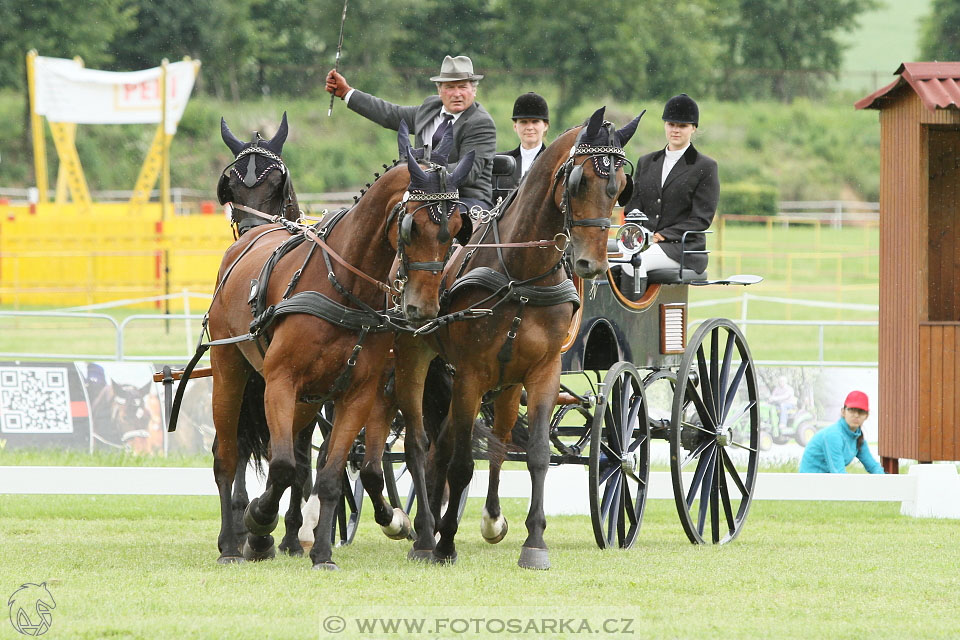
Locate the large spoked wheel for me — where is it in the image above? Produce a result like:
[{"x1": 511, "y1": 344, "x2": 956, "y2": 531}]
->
[
  {"x1": 670, "y1": 318, "x2": 759, "y2": 545},
  {"x1": 315, "y1": 405, "x2": 363, "y2": 547},
  {"x1": 589, "y1": 361, "x2": 650, "y2": 549}
]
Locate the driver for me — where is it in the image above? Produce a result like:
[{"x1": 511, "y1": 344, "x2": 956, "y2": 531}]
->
[{"x1": 326, "y1": 55, "x2": 497, "y2": 220}]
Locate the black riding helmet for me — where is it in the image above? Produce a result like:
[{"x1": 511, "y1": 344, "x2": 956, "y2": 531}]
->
[
  {"x1": 661, "y1": 93, "x2": 699, "y2": 127},
  {"x1": 512, "y1": 92, "x2": 549, "y2": 122}
]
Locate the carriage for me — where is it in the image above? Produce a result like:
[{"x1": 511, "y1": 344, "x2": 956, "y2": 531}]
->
[{"x1": 159, "y1": 109, "x2": 761, "y2": 569}]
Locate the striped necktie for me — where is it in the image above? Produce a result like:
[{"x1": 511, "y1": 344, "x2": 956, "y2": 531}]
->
[{"x1": 431, "y1": 113, "x2": 454, "y2": 148}]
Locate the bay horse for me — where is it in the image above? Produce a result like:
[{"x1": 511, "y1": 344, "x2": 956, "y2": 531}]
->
[
  {"x1": 206, "y1": 118, "x2": 470, "y2": 569},
  {"x1": 385, "y1": 106, "x2": 644, "y2": 568}
]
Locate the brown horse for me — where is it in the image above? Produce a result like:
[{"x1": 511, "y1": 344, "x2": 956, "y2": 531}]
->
[
  {"x1": 384, "y1": 106, "x2": 644, "y2": 568},
  {"x1": 207, "y1": 119, "x2": 470, "y2": 569}
]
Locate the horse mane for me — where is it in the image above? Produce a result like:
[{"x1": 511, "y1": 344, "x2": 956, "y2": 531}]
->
[{"x1": 352, "y1": 158, "x2": 404, "y2": 203}]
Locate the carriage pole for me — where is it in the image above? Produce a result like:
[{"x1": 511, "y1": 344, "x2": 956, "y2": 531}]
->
[{"x1": 327, "y1": 0, "x2": 349, "y2": 117}]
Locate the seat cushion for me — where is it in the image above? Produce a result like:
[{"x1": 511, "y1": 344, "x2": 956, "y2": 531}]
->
[{"x1": 647, "y1": 268, "x2": 707, "y2": 284}]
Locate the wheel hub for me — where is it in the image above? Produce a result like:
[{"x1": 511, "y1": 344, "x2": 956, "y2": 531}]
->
[{"x1": 620, "y1": 451, "x2": 640, "y2": 478}]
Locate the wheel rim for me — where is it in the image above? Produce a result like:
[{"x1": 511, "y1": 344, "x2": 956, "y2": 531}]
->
[
  {"x1": 670, "y1": 319, "x2": 758, "y2": 545},
  {"x1": 589, "y1": 362, "x2": 650, "y2": 549}
]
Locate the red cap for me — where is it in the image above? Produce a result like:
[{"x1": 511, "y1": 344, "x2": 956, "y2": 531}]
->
[{"x1": 844, "y1": 390, "x2": 869, "y2": 412}]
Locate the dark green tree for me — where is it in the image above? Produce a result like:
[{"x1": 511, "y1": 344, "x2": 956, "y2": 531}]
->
[
  {"x1": 0, "y1": 0, "x2": 136, "y2": 89},
  {"x1": 720, "y1": 0, "x2": 877, "y2": 102},
  {"x1": 920, "y1": 0, "x2": 960, "y2": 61}
]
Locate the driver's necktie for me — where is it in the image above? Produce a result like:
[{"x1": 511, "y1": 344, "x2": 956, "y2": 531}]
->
[{"x1": 431, "y1": 113, "x2": 454, "y2": 148}]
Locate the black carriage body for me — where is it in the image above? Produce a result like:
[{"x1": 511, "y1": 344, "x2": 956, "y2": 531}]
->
[{"x1": 561, "y1": 276, "x2": 688, "y2": 373}]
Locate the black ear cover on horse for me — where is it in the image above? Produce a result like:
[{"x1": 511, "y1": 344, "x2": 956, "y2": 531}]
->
[
  {"x1": 217, "y1": 173, "x2": 231, "y2": 205},
  {"x1": 585, "y1": 106, "x2": 606, "y2": 141},
  {"x1": 221, "y1": 117, "x2": 245, "y2": 156},
  {"x1": 615, "y1": 110, "x2": 645, "y2": 148},
  {"x1": 448, "y1": 150, "x2": 475, "y2": 188},
  {"x1": 266, "y1": 112, "x2": 288, "y2": 155},
  {"x1": 406, "y1": 147, "x2": 430, "y2": 186}
]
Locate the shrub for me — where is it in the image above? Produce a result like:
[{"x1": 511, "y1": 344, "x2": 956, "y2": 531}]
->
[{"x1": 719, "y1": 182, "x2": 778, "y2": 216}]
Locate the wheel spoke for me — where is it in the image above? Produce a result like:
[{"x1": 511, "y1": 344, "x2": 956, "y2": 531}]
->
[
  {"x1": 685, "y1": 377, "x2": 718, "y2": 431},
  {"x1": 604, "y1": 407, "x2": 622, "y2": 456},
  {"x1": 696, "y1": 346, "x2": 718, "y2": 426},
  {"x1": 709, "y1": 327, "x2": 720, "y2": 421},
  {"x1": 723, "y1": 400, "x2": 755, "y2": 433},
  {"x1": 718, "y1": 331, "x2": 736, "y2": 421},
  {"x1": 680, "y1": 419, "x2": 715, "y2": 437},
  {"x1": 718, "y1": 461, "x2": 736, "y2": 536},
  {"x1": 623, "y1": 476, "x2": 638, "y2": 527},
  {"x1": 710, "y1": 452, "x2": 721, "y2": 543},
  {"x1": 599, "y1": 457, "x2": 619, "y2": 485},
  {"x1": 721, "y1": 447, "x2": 750, "y2": 498},
  {"x1": 623, "y1": 392, "x2": 642, "y2": 449},
  {"x1": 679, "y1": 436, "x2": 715, "y2": 471},
  {"x1": 721, "y1": 360, "x2": 749, "y2": 424},
  {"x1": 600, "y1": 438, "x2": 619, "y2": 463},
  {"x1": 600, "y1": 471, "x2": 622, "y2": 522},
  {"x1": 684, "y1": 448, "x2": 711, "y2": 507},
  {"x1": 729, "y1": 440, "x2": 758, "y2": 453},
  {"x1": 696, "y1": 447, "x2": 717, "y2": 536},
  {"x1": 606, "y1": 476, "x2": 623, "y2": 545}
]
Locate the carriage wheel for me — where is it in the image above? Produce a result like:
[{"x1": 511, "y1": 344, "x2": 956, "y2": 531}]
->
[
  {"x1": 314, "y1": 405, "x2": 363, "y2": 547},
  {"x1": 669, "y1": 318, "x2": 759, "y2": 545},
  {"x1": 588, "y1": 361, "x2": 650, "y2": 549}
]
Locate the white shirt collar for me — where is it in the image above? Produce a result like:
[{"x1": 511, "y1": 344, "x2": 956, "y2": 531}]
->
[{"x1": 664, "y1": 144, "x2": 689, "y2": 159}]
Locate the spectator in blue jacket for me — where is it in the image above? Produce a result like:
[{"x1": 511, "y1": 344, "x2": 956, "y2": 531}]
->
[{"x1": 799, "y1": 390, "x2": 884, "y2": 474}]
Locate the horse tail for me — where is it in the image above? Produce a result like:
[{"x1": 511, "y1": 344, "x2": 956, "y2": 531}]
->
[{"x1": 237, "y1": 373, "x2": 270, "y2": 474}]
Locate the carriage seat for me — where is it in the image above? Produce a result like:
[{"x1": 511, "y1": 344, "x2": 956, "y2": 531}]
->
[
  {"x1": 647, "y1": 268, "x2": 707, "y2": 284},
  {"x1": 491, "y1": 154, "x2": 517, "y2": 205}
]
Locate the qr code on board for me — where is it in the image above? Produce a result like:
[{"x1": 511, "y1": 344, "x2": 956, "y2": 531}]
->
[{"x1": 0, "y1": 366, "x2": 72, "y2": 434}]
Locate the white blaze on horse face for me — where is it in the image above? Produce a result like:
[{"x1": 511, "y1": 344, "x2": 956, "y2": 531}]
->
[{"x1": 437, "y1": 81, "x2": 476, "y2": 114}]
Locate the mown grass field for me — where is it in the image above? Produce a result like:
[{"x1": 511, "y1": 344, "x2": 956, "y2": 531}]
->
[
  {"x1": 1, "y1": 493, "x2": 957, "y2": 639},
  {"x1": 0, "y1": 219, "x2": 879, "y2": 364}
]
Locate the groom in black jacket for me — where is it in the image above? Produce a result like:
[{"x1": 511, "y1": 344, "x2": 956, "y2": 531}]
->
[{"x1": 326, "y1": 55, "x2": 496, "y2": 213}]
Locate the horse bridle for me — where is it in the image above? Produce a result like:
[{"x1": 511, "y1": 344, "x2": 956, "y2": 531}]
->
[
  {"x1": 391, "y1": 163, "x2": 461, "y2": 290},
  {"x1": 217, "y1": 140, "x2": 298, "y2": 222},
  {"x1": 553, "y1": 124, "x2": 633, "y2": 235}
]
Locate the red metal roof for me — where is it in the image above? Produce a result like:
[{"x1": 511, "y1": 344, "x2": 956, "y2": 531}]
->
[{"x1": 855, "y1": 62, "x2": 960, "y2": 111}]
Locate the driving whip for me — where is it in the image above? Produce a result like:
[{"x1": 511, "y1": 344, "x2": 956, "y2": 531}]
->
[{"x1": 328, "y1": 0, "x2": 349, "y2": 117}]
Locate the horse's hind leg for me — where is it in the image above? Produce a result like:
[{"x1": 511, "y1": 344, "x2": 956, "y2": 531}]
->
[
  {"x1": 242, "y1": 379, "x2": 314, "y2": 561},
  {"x1": 516, "y1": 358, "x2": 561, "y2": 570},
  {"x1": 210, "y1": 345, "x2": 250, "y2": 563},
  {"x1": 278, "y1": 420, "x2": 314, "y2": 556},
  {"x1": 481, "y1": 386, "x2": 522, "y2": 545}
]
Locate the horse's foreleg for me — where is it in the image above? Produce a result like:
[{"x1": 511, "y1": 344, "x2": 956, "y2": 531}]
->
[
  {"x1": 481, "y1": 386, "x2": 522, "y2": 545},
  {"x1": 278, "y1": 420, "x2": 314, "y2": 556},
  {"x1": 394, "y1": 339, "x2": 438, "y2": 558},
  {"x1": 516, "y1": 358, "x2": 561, "y2": 570},
  {"x1": 309, "y1": 385, "x2": 374, "y2": 570},
  {"x1": 231, "y1": 453, "x2": 250, "y2": 540},
  {"x1": 433, "y1": 375, "x2": 483, "y2": 564},
  {"x1": 359, "y1": 379, "x2": 412, "y2": 542}
]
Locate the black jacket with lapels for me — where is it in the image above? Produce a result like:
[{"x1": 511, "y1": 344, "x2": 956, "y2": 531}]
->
[{"x1": 625, "y1": 144, "x2": 719, "y2": 273}]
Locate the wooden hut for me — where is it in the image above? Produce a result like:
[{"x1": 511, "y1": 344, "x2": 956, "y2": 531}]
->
[{"x1": 856, "y1": 63, "x2": 960, "y2": 472}]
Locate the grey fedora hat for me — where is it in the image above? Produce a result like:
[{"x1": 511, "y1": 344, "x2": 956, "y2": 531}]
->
[{"x1": 430, "y1": 55, "x2": 484, "y2": 82}]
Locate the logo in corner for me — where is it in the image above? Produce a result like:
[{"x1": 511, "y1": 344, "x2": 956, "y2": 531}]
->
[{"x1": 8, "y1": 583, "x2": 56, "y2": 636}]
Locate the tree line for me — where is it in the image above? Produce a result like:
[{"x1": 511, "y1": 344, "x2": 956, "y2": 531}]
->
[{"x1": 2, "y1": 0, "x2": 955, "y2": 118}]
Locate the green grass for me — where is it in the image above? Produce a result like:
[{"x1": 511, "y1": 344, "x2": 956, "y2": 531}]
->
[
  {"x1": 0, "y1": 448, "x2": 211, "y2": 467},
  {"x1": 0, "y1": 495, "x2": 957, "y2": 639}
]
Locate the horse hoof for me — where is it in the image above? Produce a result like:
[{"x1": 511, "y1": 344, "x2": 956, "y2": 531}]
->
[
  {"x1": 518, "y1": 546, "x2": 550, "y2": 570},
  {"x1": 243, "y1": 498, "x2": 279, "y2": 537},
  {"x1": 480, "y1": 509, "x2": 508, "y2": 544},
  {"x1": 312, "y1": 562, "x2": 339, "y2": 571},
  {"x1": 242, "y1": 536, "x2": 276, "y2": 562},
  {"x1": 279, "y1": 540, "x2": 304, "y2": 557},
  {"x1": 217, "y1": 555, "x2": 245, "y2": 565},
  {"x1": 381, "y1": 508, "x2": 413, "y2": 541},
  {"x1": 431, "y1": 550, "x2": 457, "y2": 565},
  {"x1": 407, "y1": 548, "x2": 435, "y2": 562}
]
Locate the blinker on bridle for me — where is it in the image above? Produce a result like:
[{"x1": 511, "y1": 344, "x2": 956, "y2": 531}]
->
[{"x1": 556, "y1": 134, "x2": 633, "y2": 231}]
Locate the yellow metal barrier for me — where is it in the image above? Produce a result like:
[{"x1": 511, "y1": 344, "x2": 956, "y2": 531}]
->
[{"x1": 0, "y1": 205, "x2": 232, "y2": 308}]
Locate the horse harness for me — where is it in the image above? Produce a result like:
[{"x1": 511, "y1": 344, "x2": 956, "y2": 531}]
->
[{"x1": 217, "y1": 141, "x2": 299, "y2": 234}]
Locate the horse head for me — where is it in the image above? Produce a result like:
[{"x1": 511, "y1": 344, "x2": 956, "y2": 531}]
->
[
  {"x1": 392, "y1": 121, "x2": 470, "y2": 322},
  {"x1": 556, "y1": 106, "x2": 645, "y2": 278},
  {"x1": 218, "y1": 112, "x2": 299, "y2": 226}
]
